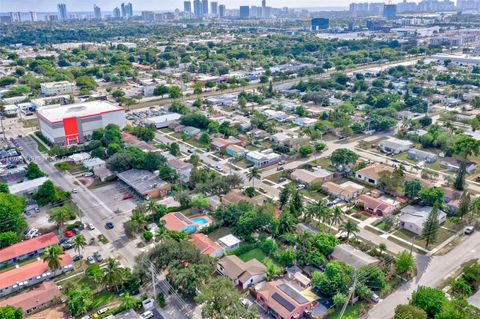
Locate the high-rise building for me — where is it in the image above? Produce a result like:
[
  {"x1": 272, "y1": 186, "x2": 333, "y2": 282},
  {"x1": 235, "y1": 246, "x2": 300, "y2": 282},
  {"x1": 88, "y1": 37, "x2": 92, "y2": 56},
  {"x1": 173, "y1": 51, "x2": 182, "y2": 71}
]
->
[
  {"x1": 9, "y1": 12, "x2": 21, "y2": 22},
  {"x1": 239, "y1": 6, "x2": 250, "y2": 18},
  {"x1": 383, "y1": 4, "x2": 397, "y2": 19},
  {"x1": 219, "y1": 4, "x2": 226, "y2": 17},
  {"x1": 184, "y1": 1, "x2": 192, "y2": 13},
  {"x1": 121, "y1": 2, "x2": 133, "y2": 18},
  {"x1": 57, "y1": 3, "x2": 68, "y2": 21},
  {"x1": 30, "y1": 11, "x2": 37, "y2": 22},
  {"x1": 211, "y1": 2, "x2": 218, "y2": 15},
  {"x1": 202, "y1": 0, "x2": 209, "y2": 15},
  {"x1": 311, "y1": 18, "x2": 329, "y2": 30},
  {"x1": 194, "y1": 0, "x2": 203, "y2": 17},
  {"x1": 141, "y1": 11, "x2": 155, "y2": 20},
  {"x1": 113, "y1": 7, "x2": 121, "y2": 18},
  {"x1": 94, "y1": 5, "x2": 102, "y2": 19}
]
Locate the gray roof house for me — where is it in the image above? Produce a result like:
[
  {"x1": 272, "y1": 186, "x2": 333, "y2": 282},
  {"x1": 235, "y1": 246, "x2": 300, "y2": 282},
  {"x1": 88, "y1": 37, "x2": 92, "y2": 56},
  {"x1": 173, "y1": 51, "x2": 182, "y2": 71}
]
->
[
  {"x1": 182, "y1": 126, "x2": 201, "y2": 137},
  {"x1": 441, "y1": 158, "x2": 477, "y2": 174},
  {"x1": 331, "y1": 244, "x2": 379, "y2": 269},
  {"x1": 399, "y1": 205, "x2": 447, "y2": 235},
  {"x1": 407, "y1": 149, "x2": 437, "y2": 163},
  {"x1": 379, "y1": 138, "x2": 413, "y2": 154}
]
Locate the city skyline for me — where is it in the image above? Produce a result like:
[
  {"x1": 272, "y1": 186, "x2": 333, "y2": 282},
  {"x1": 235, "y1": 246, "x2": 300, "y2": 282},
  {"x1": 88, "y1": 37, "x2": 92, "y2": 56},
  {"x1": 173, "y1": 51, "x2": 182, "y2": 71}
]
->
[{"x1": 0, "y1": 0, "x2": 396, "y2": 12}]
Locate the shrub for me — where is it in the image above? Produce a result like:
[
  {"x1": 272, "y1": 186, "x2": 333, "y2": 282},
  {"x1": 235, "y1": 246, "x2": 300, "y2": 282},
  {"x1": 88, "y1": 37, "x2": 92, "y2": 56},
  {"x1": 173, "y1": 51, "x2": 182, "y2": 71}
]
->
[{"x1": 143, "y1": 231, "x2": 153, "y2": 242}]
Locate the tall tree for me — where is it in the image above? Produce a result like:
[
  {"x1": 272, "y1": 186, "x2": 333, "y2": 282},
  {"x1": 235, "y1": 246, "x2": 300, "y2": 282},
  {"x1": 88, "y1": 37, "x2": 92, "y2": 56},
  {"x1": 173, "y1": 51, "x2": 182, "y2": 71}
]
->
[
  {"x1": 278, "y1": 187, "x2": 291, "y2": 210},
  {"x1": 247, "y1": 166, "x2": 261, "y2": 189},
  {"x1": 42, "y1": 245, "x2": 63, "y2": 270},
  {"x1": 72, "y1": 234, "x2": 87, "y2": 256},
  {"x1": 456, "y1": 191, "x2": 471, "y2": 220},
  {"x1": 102, "y1": 258, "x2": 124, "y2": 291},
  {"x1": 453, "y1": 161, "x2": 466, "y2": 191},
  {"x1": 395, "y1": 250, "x2": 416, "y2": 275},
  {"x1": 330, "y1": 206, "x2": 344, "y2": 227},
  {"x1": 49, "y1": 206, "x2": 75, "y2": 232},
  {"x1": 330, "y1": 148, "x2": 359, "y2": 171},
  {"x1": 0, "y1": 306, "x2": 23, "y2": 319},
  {"x1": 404, "y1": 180, "x2": 422, "y2": 200},
  {"x1": 339, "y1": 220, "x2": 359, "y2": 243},
  {"x1": 195, "y1": 278, "x2": 258, "y2": 319},
  {"x1": 421, "y1": 204, "x2": 440, "y2": 248}
]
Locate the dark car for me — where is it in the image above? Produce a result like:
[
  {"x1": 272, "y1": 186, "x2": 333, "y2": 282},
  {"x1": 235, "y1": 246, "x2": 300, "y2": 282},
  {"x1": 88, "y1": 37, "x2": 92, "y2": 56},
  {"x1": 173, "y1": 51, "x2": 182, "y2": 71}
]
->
[
  {"x1": 61, "y1": 241, "x2": 73, "y2": 250},
  {"x1": 105, "y1": 222, "x2": 114, "y2": 229},
  {"x1": 73, "y1": 255, "x2": 83, "y2": 262}
]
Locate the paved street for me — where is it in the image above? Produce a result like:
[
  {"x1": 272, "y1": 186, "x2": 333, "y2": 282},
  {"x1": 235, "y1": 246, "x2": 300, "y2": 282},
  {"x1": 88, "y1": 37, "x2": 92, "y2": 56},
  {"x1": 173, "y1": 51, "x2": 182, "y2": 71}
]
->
[{"x1": 17, "y1": 136, "x2": 139, "y2": 267}]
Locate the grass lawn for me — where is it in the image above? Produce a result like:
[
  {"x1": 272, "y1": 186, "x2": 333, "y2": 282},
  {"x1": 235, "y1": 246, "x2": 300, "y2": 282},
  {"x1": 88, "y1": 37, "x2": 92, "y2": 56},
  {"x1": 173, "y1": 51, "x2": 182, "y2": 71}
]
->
[
  {"x1": 30, "y1": 134, "x2": 49, "y2": 153},
  {"x1": 206, "y1": 227, "x2": 232, "y2": 241},
  {"x1": 327, "y1": 303, "x2": 368, "y2": 319},
  {"x1": 351, "y1": 212, "x2": 370, "y2": 221},
  {"x1": 393, "y1": 227, "x2": 455, "y2": 249},
  {"x1": 90, "y1": 291, "x2": 118, "y2": 310},
  {"x1": 238, "y1": 248, "x2": 267, "y2": 263},
  {"x1": 365, "y1": 225, "x2": 384, "y2": 235},
  {"x1": 87, "y1": 179, "x2": 115, "y2": 190}
]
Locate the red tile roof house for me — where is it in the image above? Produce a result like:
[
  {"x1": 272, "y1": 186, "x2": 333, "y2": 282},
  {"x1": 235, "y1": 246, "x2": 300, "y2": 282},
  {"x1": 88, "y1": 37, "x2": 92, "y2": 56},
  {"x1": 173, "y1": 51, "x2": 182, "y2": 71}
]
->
[
  {"x1": 190, "y1": 234, "x2": 224, "y2": 258},
  {"x1": 210, "y1": 137, "x2": 242, "y2": 151},
  {"x1": 256, "y1": 279, "x2": 316, "y2": 319},
  {"x1": 0, "y1": 254, "x2": 73, "y2": 297},
  {"x1": 356, "y1": 194, "x2": 399, "y2": 217},
  {"x1": 0, "y1": 232, "x2": 59, "y2": 267},
  {"x1": 0, "y1": 281, "x2": 61, "y2": 316}
]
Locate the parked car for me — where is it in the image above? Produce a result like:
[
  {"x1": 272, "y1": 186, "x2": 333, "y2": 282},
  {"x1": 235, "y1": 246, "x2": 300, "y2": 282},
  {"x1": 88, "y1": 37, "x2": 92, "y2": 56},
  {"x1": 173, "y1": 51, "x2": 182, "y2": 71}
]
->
[
  {"x1": 25, "y1": 228, "x2": 39, "y2": 239},
  {"x1": 105, "y1": 222, "x2": 114, "y2": 229},
  {"x1": 371, "y1": 293, "x2": 380, "y2": 303},
  {"x1": 465, "y1": 226, "x2": 475, "y2": 235},
  {"x1": 296, "y1": 184, "x2": 306, "y2": 190},
  {"x1": 87, "y1": 256, "x2": 96, "y2": 264},
  {"x1": 96, "y1": 307, "x2": 110, "y2": 316},
  {"x1": 83, "y1": 172, "x2": 94, "y2": 177},
  {"x1": 87, "y1": 223, "x2": 95, "y2": 230},
  {"x1": 140, "y1": 311, "x2": 154, "y2": 319},
  {"x1": 122, "y1": 193, "x2": 133, "y2": 200},
  {"x1": 73, "y1": 255, "x2": 83, "y2": 262},
  {"x1": 65, "y1": 230, "x2": 74, "y2": 238},
  {"x1": 93, "y1": 251, "x2": 103, "y2": 262},
  {"x1": 72, "y1": 188, "x2": 78, "y2": 193},
  {"x1": 61, "y1": 241, "x2": 73, "y2": 250},
  {"x1": 277, "y1": 166, "x2": 285, "y2": 171}
]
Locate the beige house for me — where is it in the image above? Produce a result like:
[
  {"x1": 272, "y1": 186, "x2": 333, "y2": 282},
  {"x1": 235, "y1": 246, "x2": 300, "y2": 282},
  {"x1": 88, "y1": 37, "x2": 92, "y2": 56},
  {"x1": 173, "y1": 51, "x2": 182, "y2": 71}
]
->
[
  {"x1": 355, "y1": 163, "x2": 393, "y2": 186},
  {"x1": 322, "y1": 181, "x2": 364, "y2": 201},
  {"x1": 290, "y1": 168, "x2": 334, "y2": 187},
  {"x1": 217, "y1": 255, "x2": 267, "y2": 289}
]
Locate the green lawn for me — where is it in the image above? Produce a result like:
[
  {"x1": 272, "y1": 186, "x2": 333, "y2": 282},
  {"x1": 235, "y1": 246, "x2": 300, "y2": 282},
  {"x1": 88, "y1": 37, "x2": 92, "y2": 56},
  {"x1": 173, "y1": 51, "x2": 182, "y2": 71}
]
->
[
  {"x1": 90, "y1": 292, "x2": 118, "y2": 311},
  {"x1": 327, "y1": 303, "x2": 368, "y2": 319},
  {"x1": 30, "y1": 134, "x2": 49, "y2": 153},
  {"x1": 238, "y1": 248, "x2": 267, "y2": 263},
  {"x1": 393, "y1": 227, "x2": 455, "y2": 249}
]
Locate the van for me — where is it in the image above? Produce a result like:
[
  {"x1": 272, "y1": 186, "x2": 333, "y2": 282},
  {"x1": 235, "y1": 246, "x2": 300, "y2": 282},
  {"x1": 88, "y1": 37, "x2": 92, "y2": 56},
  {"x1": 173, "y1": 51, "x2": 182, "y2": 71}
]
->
[
  {"x1": 142, "y1": 298, "x2": 155, "y2": 310},
  {"x1": 140, "y1": 311, "x2": 154, "y2": 319}
]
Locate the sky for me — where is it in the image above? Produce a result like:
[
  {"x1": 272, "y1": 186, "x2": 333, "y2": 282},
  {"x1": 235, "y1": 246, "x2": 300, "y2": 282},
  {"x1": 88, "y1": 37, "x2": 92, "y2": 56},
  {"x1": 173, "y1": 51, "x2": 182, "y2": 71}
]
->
[{"x1": 0, "y1": 0, "x2": 367, "y2": 12}]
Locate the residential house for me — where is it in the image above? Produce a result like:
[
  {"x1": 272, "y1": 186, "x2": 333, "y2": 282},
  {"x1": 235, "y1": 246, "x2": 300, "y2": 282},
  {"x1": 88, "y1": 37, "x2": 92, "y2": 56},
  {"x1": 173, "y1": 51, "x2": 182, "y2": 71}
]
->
[
  {"x1": 9, "y1": 177, "x2": 49, "y2": 196},
  {"x1": 355, "y1": 163, "x2": 394, "y2": 186},
  {"x1": 0, "y1": 233, "x2": 59, "y2": 267},
  {"x1": 247, "y1": 128, "x2": 268, "y2": 139},
  {"x1": 94, "y1": 166, "x2": 114, "y2": 182},
  {"x1": 408, "y1": 149, "x2": 437, "y2": 163},
  {"x1": 444, "y1": 187, "x2": 462, "y2": 214},
  {"x1": 331, "y1": 244, "x2": 380, "y2": 269},
  {"x1": 290, "y1": 168, "x2": 334, "y2": 187},
  {"x1": 190, "y1": 234, "x2": 224, "y2": 258},
  {"x1": 117, "y1": 169, "x2": 171, "y2": 199},
  {"x1": 83, "y1": 157, "x2": 106, "y2": 171},
  {"x1": 379, "y1": 138, "x2": 413, "y2": 154},
  {"x1": 441, "y1": 158, "x2": 477, "y2": 174},
  {"x1": 226, "y1": 144, "x2": 248, "y2": 158},
  {"x1": 0, "y1": 281, "x2": 61, "y2": 316},
  {"x1": 217, "y1": 234, "x2": 242, "y2": 251},
  {"x1": 145, "y1": 113, "x2": 182, "y2": 128},
  {"x1": 398, "y1": 205, "x2": 447, "y2": 235},
  {"x1": 217, "y1": 255, "x2": 267, "y2": 289},
  {"x1": 271, "y1": 133, "x2": 309, "y2": 151},
  {"x1": 222, "y1": 189, "x2": 255, "y2": 205},
  {"x1": 182, "y1": 126, "x2": 201, "y2": 137},
  {"x1": 256, "y1": 279, "x2": 316, "y2": 319},
  {"x1": 356, "y1": 194, "x2": 399, "y2": 216},
  {"x1": 211, "y1": 136, "x2": 242, "y2": 151},
  {"x1": 167, "y1": 158, "x2": 193, "y2": 184},
  {"x1": 246, "y1": 150, "x2": 282, "y2": 168},
  {"x1": 161, "y1": 212, "x2": 196, "y2": 233},
  {"x1": 322, "y1": 181, "x2": 364, "y2": 201},
  {"x1": 292, "y1": 117, "x2": 317, "y2": 127},
  {"x1": 0, "y1": 254, "x2": 73, "y2": 297}
]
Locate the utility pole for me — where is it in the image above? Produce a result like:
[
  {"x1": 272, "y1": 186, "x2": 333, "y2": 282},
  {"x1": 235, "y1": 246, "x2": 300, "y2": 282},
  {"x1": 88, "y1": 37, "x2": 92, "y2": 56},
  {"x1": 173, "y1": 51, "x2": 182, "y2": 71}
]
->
[{"x1": 339, "y1": 271, "x2": 358, "y2": 319}]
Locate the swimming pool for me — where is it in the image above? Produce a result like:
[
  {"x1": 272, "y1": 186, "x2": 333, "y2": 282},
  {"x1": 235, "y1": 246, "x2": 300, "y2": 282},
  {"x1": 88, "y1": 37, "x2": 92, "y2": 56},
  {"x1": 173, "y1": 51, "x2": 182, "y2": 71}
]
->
[{"x1": 191, "y1": 217, "x2": 209, "y2": 226}]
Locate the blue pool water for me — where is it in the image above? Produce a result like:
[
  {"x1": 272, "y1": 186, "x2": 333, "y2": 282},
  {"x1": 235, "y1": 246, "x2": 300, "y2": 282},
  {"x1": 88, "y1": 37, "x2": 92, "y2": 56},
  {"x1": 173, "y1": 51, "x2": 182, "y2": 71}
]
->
[
  {"x1": 191, "y1": 217, "x2": 209, "y2": 225},
  {"x1": 181, "y1": 225, "x2": 197, "y2": 234}
]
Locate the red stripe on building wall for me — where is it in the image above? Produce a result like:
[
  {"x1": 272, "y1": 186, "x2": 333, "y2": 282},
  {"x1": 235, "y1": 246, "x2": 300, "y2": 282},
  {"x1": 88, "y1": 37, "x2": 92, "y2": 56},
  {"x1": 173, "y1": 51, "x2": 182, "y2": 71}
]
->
[{"x1": 63, "y1": 117, "x2": 79, "y2": 145}]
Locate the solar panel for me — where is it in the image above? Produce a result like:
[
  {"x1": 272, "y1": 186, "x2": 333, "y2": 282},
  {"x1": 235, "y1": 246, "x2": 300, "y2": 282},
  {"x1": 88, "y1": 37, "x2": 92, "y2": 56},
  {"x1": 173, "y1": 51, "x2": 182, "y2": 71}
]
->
[
  {"x1": 175, "y1": 212, "x2": 193, "y2": 224},
  {"x1": 278, "y1": 284, "x2": 309, "y2": 304},
  {"x1": 272, "y1": 292, "x2": 295, "y2": 312}
]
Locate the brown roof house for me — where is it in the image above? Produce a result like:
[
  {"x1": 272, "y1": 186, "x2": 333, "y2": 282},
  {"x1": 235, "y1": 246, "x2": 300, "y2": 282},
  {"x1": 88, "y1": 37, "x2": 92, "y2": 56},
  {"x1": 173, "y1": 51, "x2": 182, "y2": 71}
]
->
[
  {"x1": 322, "y1": 181, "x2": 364, "y2": 201},
  {"x1": 355, "y1": 163, "x2": 393, "y2": 186},
  {"x1": 217, "y1": 255, "x2": 267, "y2": 289},
  {"x1": 222, "y1": 189, "x2": 255, "y2": 205},
  {"x1": 290, "y1": 168, "x2": 334, "y2": 187},
  {"x1": 356, "y1": 194, "x2": 399, "y2": 216}
]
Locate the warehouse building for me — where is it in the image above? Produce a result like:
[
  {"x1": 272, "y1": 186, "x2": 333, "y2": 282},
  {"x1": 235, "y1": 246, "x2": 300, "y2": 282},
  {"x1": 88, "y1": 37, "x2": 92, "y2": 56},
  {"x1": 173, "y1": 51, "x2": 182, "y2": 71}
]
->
[{"x1": 37, "y1": 101, "x2": 125, "y2": 145}]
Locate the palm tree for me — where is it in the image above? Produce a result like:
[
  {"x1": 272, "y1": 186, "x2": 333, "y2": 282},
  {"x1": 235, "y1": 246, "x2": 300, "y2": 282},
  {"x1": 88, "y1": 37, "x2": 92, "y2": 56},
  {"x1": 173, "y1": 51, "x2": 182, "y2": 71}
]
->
[
  {"x1": 72, "y1": 234, "x2": 87, "y2": 256},
  {"x1": 120, "y1": 293, "x2": 138, "y2": 310},
  {"x1": 130, "y1": 210, "x2": 147, "y2": 233},
  {"x1": 146, "y1": 199, "x2": 158, "y2": 216},
  {"x1": 49, "y1": 206, "x2": 73, "y2": 233},
  {"x1": 247, "y1": 166, "x2": 261, "y2": 189},
  {"x1": 330, "y1": 206, "x2": 344, "y2": 228},
  {"x1": 102, "y1": 258, "x2": 124, "y2": 291},
  {"x1": 339, "y1": 220, "x2": 359, "y2": 243},
  {"x1": 86, "y1": 264, "x2": 103, "y2": 285},
  {"x1": 43, "y1": 245, "x2": 63, "y2": 270}
]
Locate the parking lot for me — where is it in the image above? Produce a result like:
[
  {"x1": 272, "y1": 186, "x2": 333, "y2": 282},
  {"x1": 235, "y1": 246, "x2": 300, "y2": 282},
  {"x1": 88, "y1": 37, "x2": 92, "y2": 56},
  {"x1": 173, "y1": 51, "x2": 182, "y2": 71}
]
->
[{"x1": 90, "y1": 181, "x2": 139, "y2": 214}]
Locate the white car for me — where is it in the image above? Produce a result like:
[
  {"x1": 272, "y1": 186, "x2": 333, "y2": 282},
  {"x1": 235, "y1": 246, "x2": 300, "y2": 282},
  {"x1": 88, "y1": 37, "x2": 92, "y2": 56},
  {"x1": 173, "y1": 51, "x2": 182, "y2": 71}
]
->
[
  {"x1": 87, "y1": 223, "x2": 95, "y2": 231},
  {"x1": 26, "y1": 228, "x2": 39, "y2": 239},
  {"x1": 72, "y1": 188, "x2": 78, "y2": 193},
  {"x1": 140, "y1": 311, "x2": 154, "y2": 319},
  {"x1": 83, "y1": 172, "x2": 94, "y2": 177},
  {"x1": 296, "y1": 184, "x2": 306, "y2": 190}
]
